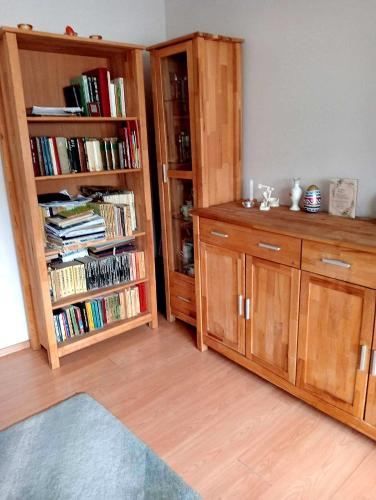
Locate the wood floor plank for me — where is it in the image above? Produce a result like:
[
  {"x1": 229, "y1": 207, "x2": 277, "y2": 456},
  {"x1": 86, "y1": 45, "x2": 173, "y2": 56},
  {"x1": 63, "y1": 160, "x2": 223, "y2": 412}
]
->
[{"x1": 0, "y1": 314, "x2": 374, "y2": 498}]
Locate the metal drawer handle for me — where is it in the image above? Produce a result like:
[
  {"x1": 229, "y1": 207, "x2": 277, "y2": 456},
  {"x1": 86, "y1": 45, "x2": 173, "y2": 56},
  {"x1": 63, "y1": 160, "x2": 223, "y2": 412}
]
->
[
  {"x1": 238, "y1": 295, "x2": 244, "y2": 316},
  {"x1": 371, "y1": 351, "x2": 376, "y2": 377},
  {"x1": 321, "y1": 258, "x2": 351, "y2": 269},
  {"x1": 162, "y1": 163, "x2": 168, "y2": 183},
  {"x1": 245, "y1": 298, "x2": 251, "y2": 320},
  {"x1": 359, "y1": 345, "x2": 367, "y2": 371},
  {"x1": 211, "y1": 230, "x2": 229, "y2": 239},
  {"x1": 177, "y1": 295, "x2": 191, "y2": 303},
  {"x1": 258, "y1": 242, "x2": 281, "y2": 252}
]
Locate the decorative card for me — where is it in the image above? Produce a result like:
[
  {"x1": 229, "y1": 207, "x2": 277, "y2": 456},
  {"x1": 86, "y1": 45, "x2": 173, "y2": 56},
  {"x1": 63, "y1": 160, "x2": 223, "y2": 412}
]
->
[{"x1": 329, "y1": 178, "x2": 358, "y2": 218}]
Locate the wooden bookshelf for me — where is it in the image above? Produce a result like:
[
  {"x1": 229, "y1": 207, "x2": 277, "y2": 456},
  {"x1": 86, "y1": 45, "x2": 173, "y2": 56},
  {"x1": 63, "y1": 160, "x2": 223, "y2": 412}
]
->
[{"x1": 0, "y1": 27, "x2": 158, "y2": 368}]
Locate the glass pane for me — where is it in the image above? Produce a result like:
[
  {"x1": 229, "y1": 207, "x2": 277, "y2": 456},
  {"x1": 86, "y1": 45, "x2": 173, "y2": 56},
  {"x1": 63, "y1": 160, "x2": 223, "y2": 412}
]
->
[
  {"x1": 161, "y1": 52, "x2": 192, "y2": 171},
  {"x1": 169, "y1": 178, "x2": 194, "y2": 276}
]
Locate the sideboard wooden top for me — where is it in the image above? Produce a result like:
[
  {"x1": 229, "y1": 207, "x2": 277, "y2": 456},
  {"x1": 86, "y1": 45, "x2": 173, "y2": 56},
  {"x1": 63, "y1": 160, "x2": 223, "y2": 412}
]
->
[{"x1": 193, "y1": 202, "x2": 376, "y2": 253}]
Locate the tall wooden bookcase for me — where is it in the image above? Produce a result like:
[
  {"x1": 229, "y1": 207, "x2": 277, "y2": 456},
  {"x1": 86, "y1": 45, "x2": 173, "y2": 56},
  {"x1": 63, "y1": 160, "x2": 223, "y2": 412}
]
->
[
  {"x1": 0, "y1": 27, "x2": 157, "y2": 368},
  {"x1": 149, "y1": 33, "x2": 243, "y2": 327}
]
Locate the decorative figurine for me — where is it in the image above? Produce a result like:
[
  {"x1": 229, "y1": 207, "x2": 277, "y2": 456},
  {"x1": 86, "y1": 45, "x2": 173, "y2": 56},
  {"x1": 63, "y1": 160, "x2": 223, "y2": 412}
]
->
[
  {"x1": 289, "y1": 177, "x2": 303, "y2": 211},
  {"x1": 258, "y1": 184, "x2": 275, "y2": 211},
  {"x1": 65, "y1": 25, "x2": 78, "y2": 36},
  {"x1": 17, "y1": 23, "x2": 33, "y2": 31},
  {"x1": 303, "y1": 184, "x2": 321, "y2": 213}
]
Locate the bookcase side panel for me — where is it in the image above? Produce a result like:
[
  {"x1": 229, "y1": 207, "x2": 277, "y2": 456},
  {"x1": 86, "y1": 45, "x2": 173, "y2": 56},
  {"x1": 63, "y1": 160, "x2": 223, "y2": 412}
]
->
[
  {"x1": 0, "y1": 33, "x2": 59, "y2": 367},
  {"x1": 0, "y1": 80, "x2": 39, "y2": 350},
  {"x1": 111, "y1": 49, "x2": 157, "y2": 327},
  {"x1": 131, "y1": 49, "x2": 158, "y2": 328}
]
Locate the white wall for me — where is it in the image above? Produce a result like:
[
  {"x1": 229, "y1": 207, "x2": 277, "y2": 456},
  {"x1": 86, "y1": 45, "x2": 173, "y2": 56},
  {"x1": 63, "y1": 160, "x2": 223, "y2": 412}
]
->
[
  {"x1": 0, "y1": 0, "x2": 166, "y2": 349},
  {"x1": 165, "y1": 0, "x2": 376, "y2": 216}
]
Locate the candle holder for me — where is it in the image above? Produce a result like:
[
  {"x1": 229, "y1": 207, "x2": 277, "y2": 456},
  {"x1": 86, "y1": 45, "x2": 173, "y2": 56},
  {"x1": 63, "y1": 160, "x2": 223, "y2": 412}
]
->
[{"x1": 242, "y1": 199, "x2": 255, "y2": 209}]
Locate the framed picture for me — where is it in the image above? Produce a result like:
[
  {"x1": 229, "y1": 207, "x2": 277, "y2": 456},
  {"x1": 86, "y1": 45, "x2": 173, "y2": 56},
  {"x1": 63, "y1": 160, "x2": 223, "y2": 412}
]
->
[{"x1": 329, "y1": 178, "x2": 358, "y2": 218}]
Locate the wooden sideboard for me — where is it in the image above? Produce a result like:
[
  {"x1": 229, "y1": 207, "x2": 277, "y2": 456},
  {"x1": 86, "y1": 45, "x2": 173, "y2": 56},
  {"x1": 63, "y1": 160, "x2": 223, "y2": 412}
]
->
[{"x1": 193, "y1": 202, "x2": 376, "y2": 440}]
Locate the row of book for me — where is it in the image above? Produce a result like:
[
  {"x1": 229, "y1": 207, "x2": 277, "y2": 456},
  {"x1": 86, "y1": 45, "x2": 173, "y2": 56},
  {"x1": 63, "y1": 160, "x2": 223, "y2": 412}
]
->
[
  {"x1": 65, "y1": 68, "x2": 126, "y2": 117},
  {"x1": 30, "y1": 125, "x2": 141, "y2": 176},
  {"x1": 44, "y1": 202, "x2": 134, "y2": 252},
  {"x1": 48, "y1": 250, "x2": 145, "y2": 302},
  {"x1": 53, "y1": 284, "x2": 147, "y2": 343}
]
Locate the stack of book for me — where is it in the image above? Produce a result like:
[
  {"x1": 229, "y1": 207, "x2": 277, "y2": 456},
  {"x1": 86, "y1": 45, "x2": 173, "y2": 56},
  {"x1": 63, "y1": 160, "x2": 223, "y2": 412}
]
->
[
  {"x1": 102, "y1": 191, "x2": 137, "y2": 231},
  {"x1": 48, "y1": 250, "x2": 145, "y2": 302},
  {"x1": 30, "y1": 129, "x2": 141, "y2": 177},
  {"x1": 95, "y1": 203, "x2": 133, "y2": 238},
  {"x1": 44, "y1": 207, "x2": 106, "y2": 251},
  {"x1": 65, "y1": 67, "x2": 126, "y2": 117},
  {"x1": 53, "y1": 283, "x2": 147, "y2": 343}
]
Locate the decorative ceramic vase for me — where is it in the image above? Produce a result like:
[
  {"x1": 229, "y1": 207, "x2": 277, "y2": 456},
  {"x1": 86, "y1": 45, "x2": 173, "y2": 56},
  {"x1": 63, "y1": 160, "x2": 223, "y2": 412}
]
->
[
  {"x1": 304, "y1": 185, "x2": 321, "y2": 213},
  {"x1": 289, "y1": 177, "x2": 303, "y2": 211}
]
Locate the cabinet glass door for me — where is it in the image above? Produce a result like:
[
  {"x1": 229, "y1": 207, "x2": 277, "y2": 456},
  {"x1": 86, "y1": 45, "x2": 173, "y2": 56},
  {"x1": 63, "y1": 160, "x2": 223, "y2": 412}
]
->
[
  {"x1": 158, "y1": 43, "x2": 196, "y2": 279},
  {"x1": 161, "y1": 51, "x2": 192, "y2": 171},
  {"x1": 169, "y1": 178, "x2": 194, "y2": 276}
]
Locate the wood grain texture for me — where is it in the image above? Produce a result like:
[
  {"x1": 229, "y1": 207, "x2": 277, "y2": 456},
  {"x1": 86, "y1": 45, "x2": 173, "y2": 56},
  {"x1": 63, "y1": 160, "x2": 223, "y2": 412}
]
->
[
  {"x1": 365, "y1": 319, "x2": 376, "y2": 426},
  {"x1": 297, "y1": 272, "x2": 375, "y2": 418},
  {"x1": 246, "y1": 257, "x2": 300, "y2": 384},
  {"x1": 200, "y1": 242, "x2": 245, "y2": 354},
  {"x1": 193, "y1": 202, "x2": 376, "y2": 254},
  {"x1": 149, "y1": 34, "x2": 242, "y2": 326},
  {"x1": 0, "y1": 32, "x2": 158, "y2": 367},
  {"x1": 302, "y1": 240, "x2": 376, "y2": 288},
  {"x1": 147, "y1": 32, "x2": 244, "y2": 51},
  {"x1": 1, "y1": 315, "x2": 375, "y2": 499},
  {"x1": 200, "y1": 217, "x2": 302, "y2": 268}
]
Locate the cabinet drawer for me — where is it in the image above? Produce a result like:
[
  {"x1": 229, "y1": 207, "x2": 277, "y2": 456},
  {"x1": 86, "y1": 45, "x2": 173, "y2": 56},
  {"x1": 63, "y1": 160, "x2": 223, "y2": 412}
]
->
[
  {"x1": 302, "y1": 241, "x2": 376, "y2": 288},
  {"x1": 170, "y1": 272, "x2": 196, "y2": 319},
  {"x1": 199, "y1": 218, "x2": 301, "y2": 267}
]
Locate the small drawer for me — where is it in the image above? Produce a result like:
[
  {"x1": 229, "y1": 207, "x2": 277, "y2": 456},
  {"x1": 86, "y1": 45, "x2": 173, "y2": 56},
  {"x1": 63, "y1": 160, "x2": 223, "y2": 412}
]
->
[
  {"x1": 302, "y1": 241, "x2": 376, "y2": 288},
  {"x1": 170, "y1": 271, "x2": 196, "y2": 319},
  {"x1": 199, "y1": 218, "x2": 301, "y2": 268}
]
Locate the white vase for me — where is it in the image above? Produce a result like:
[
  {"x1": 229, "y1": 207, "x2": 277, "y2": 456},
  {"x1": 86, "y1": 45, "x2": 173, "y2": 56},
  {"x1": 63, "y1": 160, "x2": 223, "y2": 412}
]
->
[{"x1": 290, "y1": 177, "x2": 302, "y2": 211}]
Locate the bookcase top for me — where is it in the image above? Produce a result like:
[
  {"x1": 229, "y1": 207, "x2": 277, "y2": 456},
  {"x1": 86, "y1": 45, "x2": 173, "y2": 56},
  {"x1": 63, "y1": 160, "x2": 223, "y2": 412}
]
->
[
  {"x1": 147, "y1": 31, "x2": 244, "y2": 51},
  {"x1": 0, "y1": 27, "x2": 145, "y2": 55}
]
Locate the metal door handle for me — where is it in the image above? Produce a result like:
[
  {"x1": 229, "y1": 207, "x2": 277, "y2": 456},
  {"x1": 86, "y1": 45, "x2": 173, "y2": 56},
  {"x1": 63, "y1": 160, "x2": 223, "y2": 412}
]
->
[
  {"x1": 245, "y1": 298, "x2": 251, "y2": 320},
  {"x1": 258, "y1": 242, "x2": 281, "y2": 252},
  {"x1": 321, "y1": 258, "x2": 351, "y2": 269},
  {"x1": 177, "y1": 295, "x2": 190, "y2": 303},
  {"x1": 359, "y1": 345, "x2": 367, "y2": 371},
  {"x1": 238, "y1": 295, "x2": 244, "y2": 316},
  {"x1": 162, "y1": 163, "x2": 168, "y2": 183},
  {"x1": 211, "y1": 230, "x2": 229, "y2": 238},
  {"x1": 371, "y1": 350, "x2": 376, "y2": 377}
]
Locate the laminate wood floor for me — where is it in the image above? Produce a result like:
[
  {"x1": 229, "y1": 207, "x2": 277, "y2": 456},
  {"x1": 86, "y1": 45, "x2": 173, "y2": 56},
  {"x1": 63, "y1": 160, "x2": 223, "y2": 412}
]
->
[{"x1": 1, "y1": 315, "x2": 375, "y2": 499}]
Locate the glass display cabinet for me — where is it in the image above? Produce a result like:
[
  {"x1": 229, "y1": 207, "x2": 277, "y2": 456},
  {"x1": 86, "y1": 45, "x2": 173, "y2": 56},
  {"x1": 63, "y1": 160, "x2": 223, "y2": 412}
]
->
[{"x1": 149, "y1": 32, "x2": 243, "y2": 327}]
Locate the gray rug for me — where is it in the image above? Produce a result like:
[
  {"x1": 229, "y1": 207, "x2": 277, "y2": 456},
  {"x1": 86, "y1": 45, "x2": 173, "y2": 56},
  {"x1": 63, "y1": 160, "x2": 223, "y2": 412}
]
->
[{"x1": 0, "y1": 393, "x2": 200, "y2": 500}]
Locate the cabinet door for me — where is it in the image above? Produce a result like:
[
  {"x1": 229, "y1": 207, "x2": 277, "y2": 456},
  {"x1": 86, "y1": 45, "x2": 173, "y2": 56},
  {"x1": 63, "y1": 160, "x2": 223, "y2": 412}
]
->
[
  {"x1": 297, "y1": 272, "x2": 375, "y2": 417},
  {"x1": 364, "y1": 319, "x2": 376, "y2": 426},
  {"x1": 200, "y1": 242, "x2": 245, "y2": 354},
  {"x1": 245, "y1": 257, "x2": 300, "y2": 384}
]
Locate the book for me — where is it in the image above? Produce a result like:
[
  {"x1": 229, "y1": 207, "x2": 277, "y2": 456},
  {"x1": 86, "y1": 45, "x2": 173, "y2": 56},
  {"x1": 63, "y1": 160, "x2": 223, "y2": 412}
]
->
[
  {"x1": 70, "y1": 75, "x2": 90, "y2": 116},
  {"x1": 27, "y1": 106, "x2": 82, "y2": 116},
  {"x1": 55, "y1": 137, "x2": 71, "y2": 175},
  {"x1": 63, "y1": 84, "x2": 82, "y2": 109},
  {"x1": 83, "y1": 68, "x2": 111, "y2": 116}
]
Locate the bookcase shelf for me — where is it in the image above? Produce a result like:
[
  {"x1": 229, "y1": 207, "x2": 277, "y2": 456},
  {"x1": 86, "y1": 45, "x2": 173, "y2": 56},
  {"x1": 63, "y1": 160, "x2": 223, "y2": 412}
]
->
[
  {"x1": 57, "y1": 311, "x2": 152, "y2": 357},
  {"x1": 27, "y1": 116, "x2": 138, "y2": 123},
  {"x1": 44, "y1": 231, "x2": 146, "y2": 258},
  {"x1": 35, "y1": 169, "x2": 142, "y2": 181},
  {"x1": 0, "y1": 27, "x2": 158, "y2": 368},
  {"x1": 51, "y1": 278, "x2": 149, "y2": 310}
]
